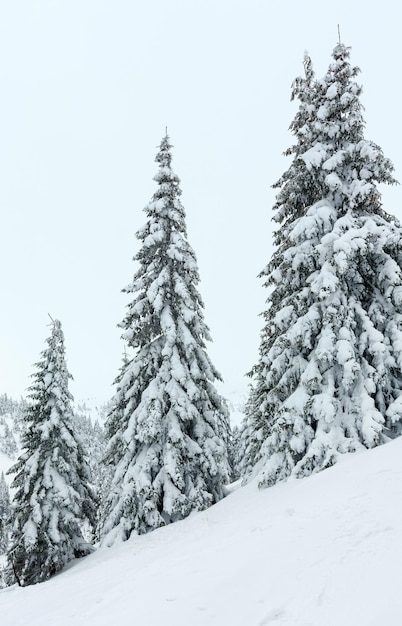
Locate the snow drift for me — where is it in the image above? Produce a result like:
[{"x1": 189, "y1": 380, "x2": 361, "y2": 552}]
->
[{"x1": 2, "y1": 437, "x2": 402, "y2": 625}]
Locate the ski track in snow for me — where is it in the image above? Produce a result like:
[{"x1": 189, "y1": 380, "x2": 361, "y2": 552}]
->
[{"x1": 2, "y1": 439, "x2": 402, "y2": 625}]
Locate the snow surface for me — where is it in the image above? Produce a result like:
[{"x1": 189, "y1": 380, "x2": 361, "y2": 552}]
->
[{"x1": 2, "y1": 439, "x2": 402, "y2": 625}]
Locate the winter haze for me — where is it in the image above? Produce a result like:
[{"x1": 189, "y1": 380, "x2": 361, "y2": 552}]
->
[
  {"x1": 1, "y1": 1, "x2": 402, "y2": 623},
  {"x1": 1, "y1": 1, "x2": 401, "y2": 408}
]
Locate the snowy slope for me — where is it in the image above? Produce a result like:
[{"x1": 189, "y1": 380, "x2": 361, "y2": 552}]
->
[{"x1": 2, "y1": 440, "x2": 402, "y2": 626}]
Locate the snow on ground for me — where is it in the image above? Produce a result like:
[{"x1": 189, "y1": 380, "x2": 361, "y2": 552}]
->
[{"x1": 2, "y1": 439, "x2": 402, "y2": 626}]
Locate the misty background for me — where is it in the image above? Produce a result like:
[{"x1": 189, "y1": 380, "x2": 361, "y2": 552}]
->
[{"x1": 1, "y1": 0, "x2": 400, "y2": 409}]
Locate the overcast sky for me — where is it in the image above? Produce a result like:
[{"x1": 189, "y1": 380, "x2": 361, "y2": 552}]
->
[{"x1": 1, "y1": 0, "x2": 401, "y2": 407}]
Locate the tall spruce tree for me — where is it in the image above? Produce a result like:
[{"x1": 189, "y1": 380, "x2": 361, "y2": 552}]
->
[
  {"x1": 102, "y1": 135, "x2": 230, "y2": 545},
  {"x1": 245, "y1": 43, "x2": 402, "y2": 487},
  {"x1": 240, "y1": 53, "x2": 321, "y2": 479},
  {"x1": 7, "y1": 319, "x2": 96, "y2": 586}
]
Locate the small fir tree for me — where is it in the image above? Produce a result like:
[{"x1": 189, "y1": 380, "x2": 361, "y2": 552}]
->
[
  {"x1": 238, "y1": 385, "x2": 263, "y2": 478},
  {"x1": 7, "y1": 319, "x2": 96, "y2": 586},
  {"x1": 0, "y1": 472, "x2": 11, "y2": 553},
  {"x1": 0, "y1": 418, "x2": 18, "y2": 459},
  {"x1": 227, "y1": 425, "x2": 242, "y2": 481},
  {"x1": 245, "y1": 43, "x2": 401, "y2": 487},
  {"x1": 102, "y1": 135, "x2": 230, "y2": 544}
]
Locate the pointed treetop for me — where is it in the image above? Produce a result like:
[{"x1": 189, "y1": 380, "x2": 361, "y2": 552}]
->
[
  {"x1": 303, "y1": 51, "x2": 314, "y2": 83},
  {"x1": 332, "y1": 41, "x2": 350, "y2": 61},
  {"x1": 156, "y1": 132, "x2": 173, "y2": 168},
  {"x1": 337, "y1": 24, "x2": 341, "y2": 44},
  {"x1": 47, "y1": 314, "x2": 62, "y2": 333}
]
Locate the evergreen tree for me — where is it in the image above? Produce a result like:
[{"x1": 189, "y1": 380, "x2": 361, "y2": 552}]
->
[
  {"x1": 73, "y1": 405, "x2": 111, "y2": 541},
  {"x1": 273, "y1": 52, "x2": 322, "y2": 225},
  {"x1": 0, "y1": 417, "x2": 18, "y2": 459},
  {"x1": 0, "y1": 472, "x2": 11, "y2": 553},
  {"x1": 0, "y1": 394, "x2": 27, "y2": 439},
  {"x1": 238, "y1": 385, "x2": 262, "y2": 478},
  {"x1": 227, "y1": 425, "x2": 242, "y2": 482},
  {"x1": 245, "y1": 43, "x2": 401, "y2": 487},
  {"x1": 7, "y1": 319, "x2": 96, "y2": 586},
  {"x1": 102, "y1": 135, "x2": 230, "y2": 544},
  {"x1": 91, "y1": 420, "x2": 111, "y2": 541},
  {"x1": 71, "y1": 409, "x2": 109, "y2": 543}
]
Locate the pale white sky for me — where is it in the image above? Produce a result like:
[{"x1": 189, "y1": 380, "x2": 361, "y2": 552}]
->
[{"x1": 1, "y1": 0, "x2": 401, "y2": 406}]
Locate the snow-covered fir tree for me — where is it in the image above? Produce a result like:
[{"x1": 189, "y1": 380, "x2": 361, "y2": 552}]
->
[
  {"x1": 244, "y1": 43, "x2": 402, "y2": 488},
  {"x1": 73, "y1": 405, "x2": 111, "y2": 540},
  {"x1": 0, "y1": 472, "x2": 11, "y2": 554},
  {"x1": 227, "y1": 425, "x2": 242, "y2": 481},
  {"x1": 0, "y1": 417, "x2": 17, "y2": 460},
  {"x1": 238, "y1": 385, "x2": 261, "y2": 478},
  {"x1": 102, "y1": 135, "x2": 230, "y2": 544},
  {"x1": 240, "y1": 53, "x2": 322, "y2": 480},
  {"x1": 0, "y1": 394, "x2": 27, "y2": 451},
  {"x1": 7, "y1": 319, "x2": 96, "y2": 586},
  {"x1": 73, "y1": 408, "x2": 109, "y2": 504}
]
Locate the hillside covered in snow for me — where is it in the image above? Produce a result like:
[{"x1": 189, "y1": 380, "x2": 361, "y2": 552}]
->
[{"x1": 1, "y1": 437, "x2": 402, "y2": 626}]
